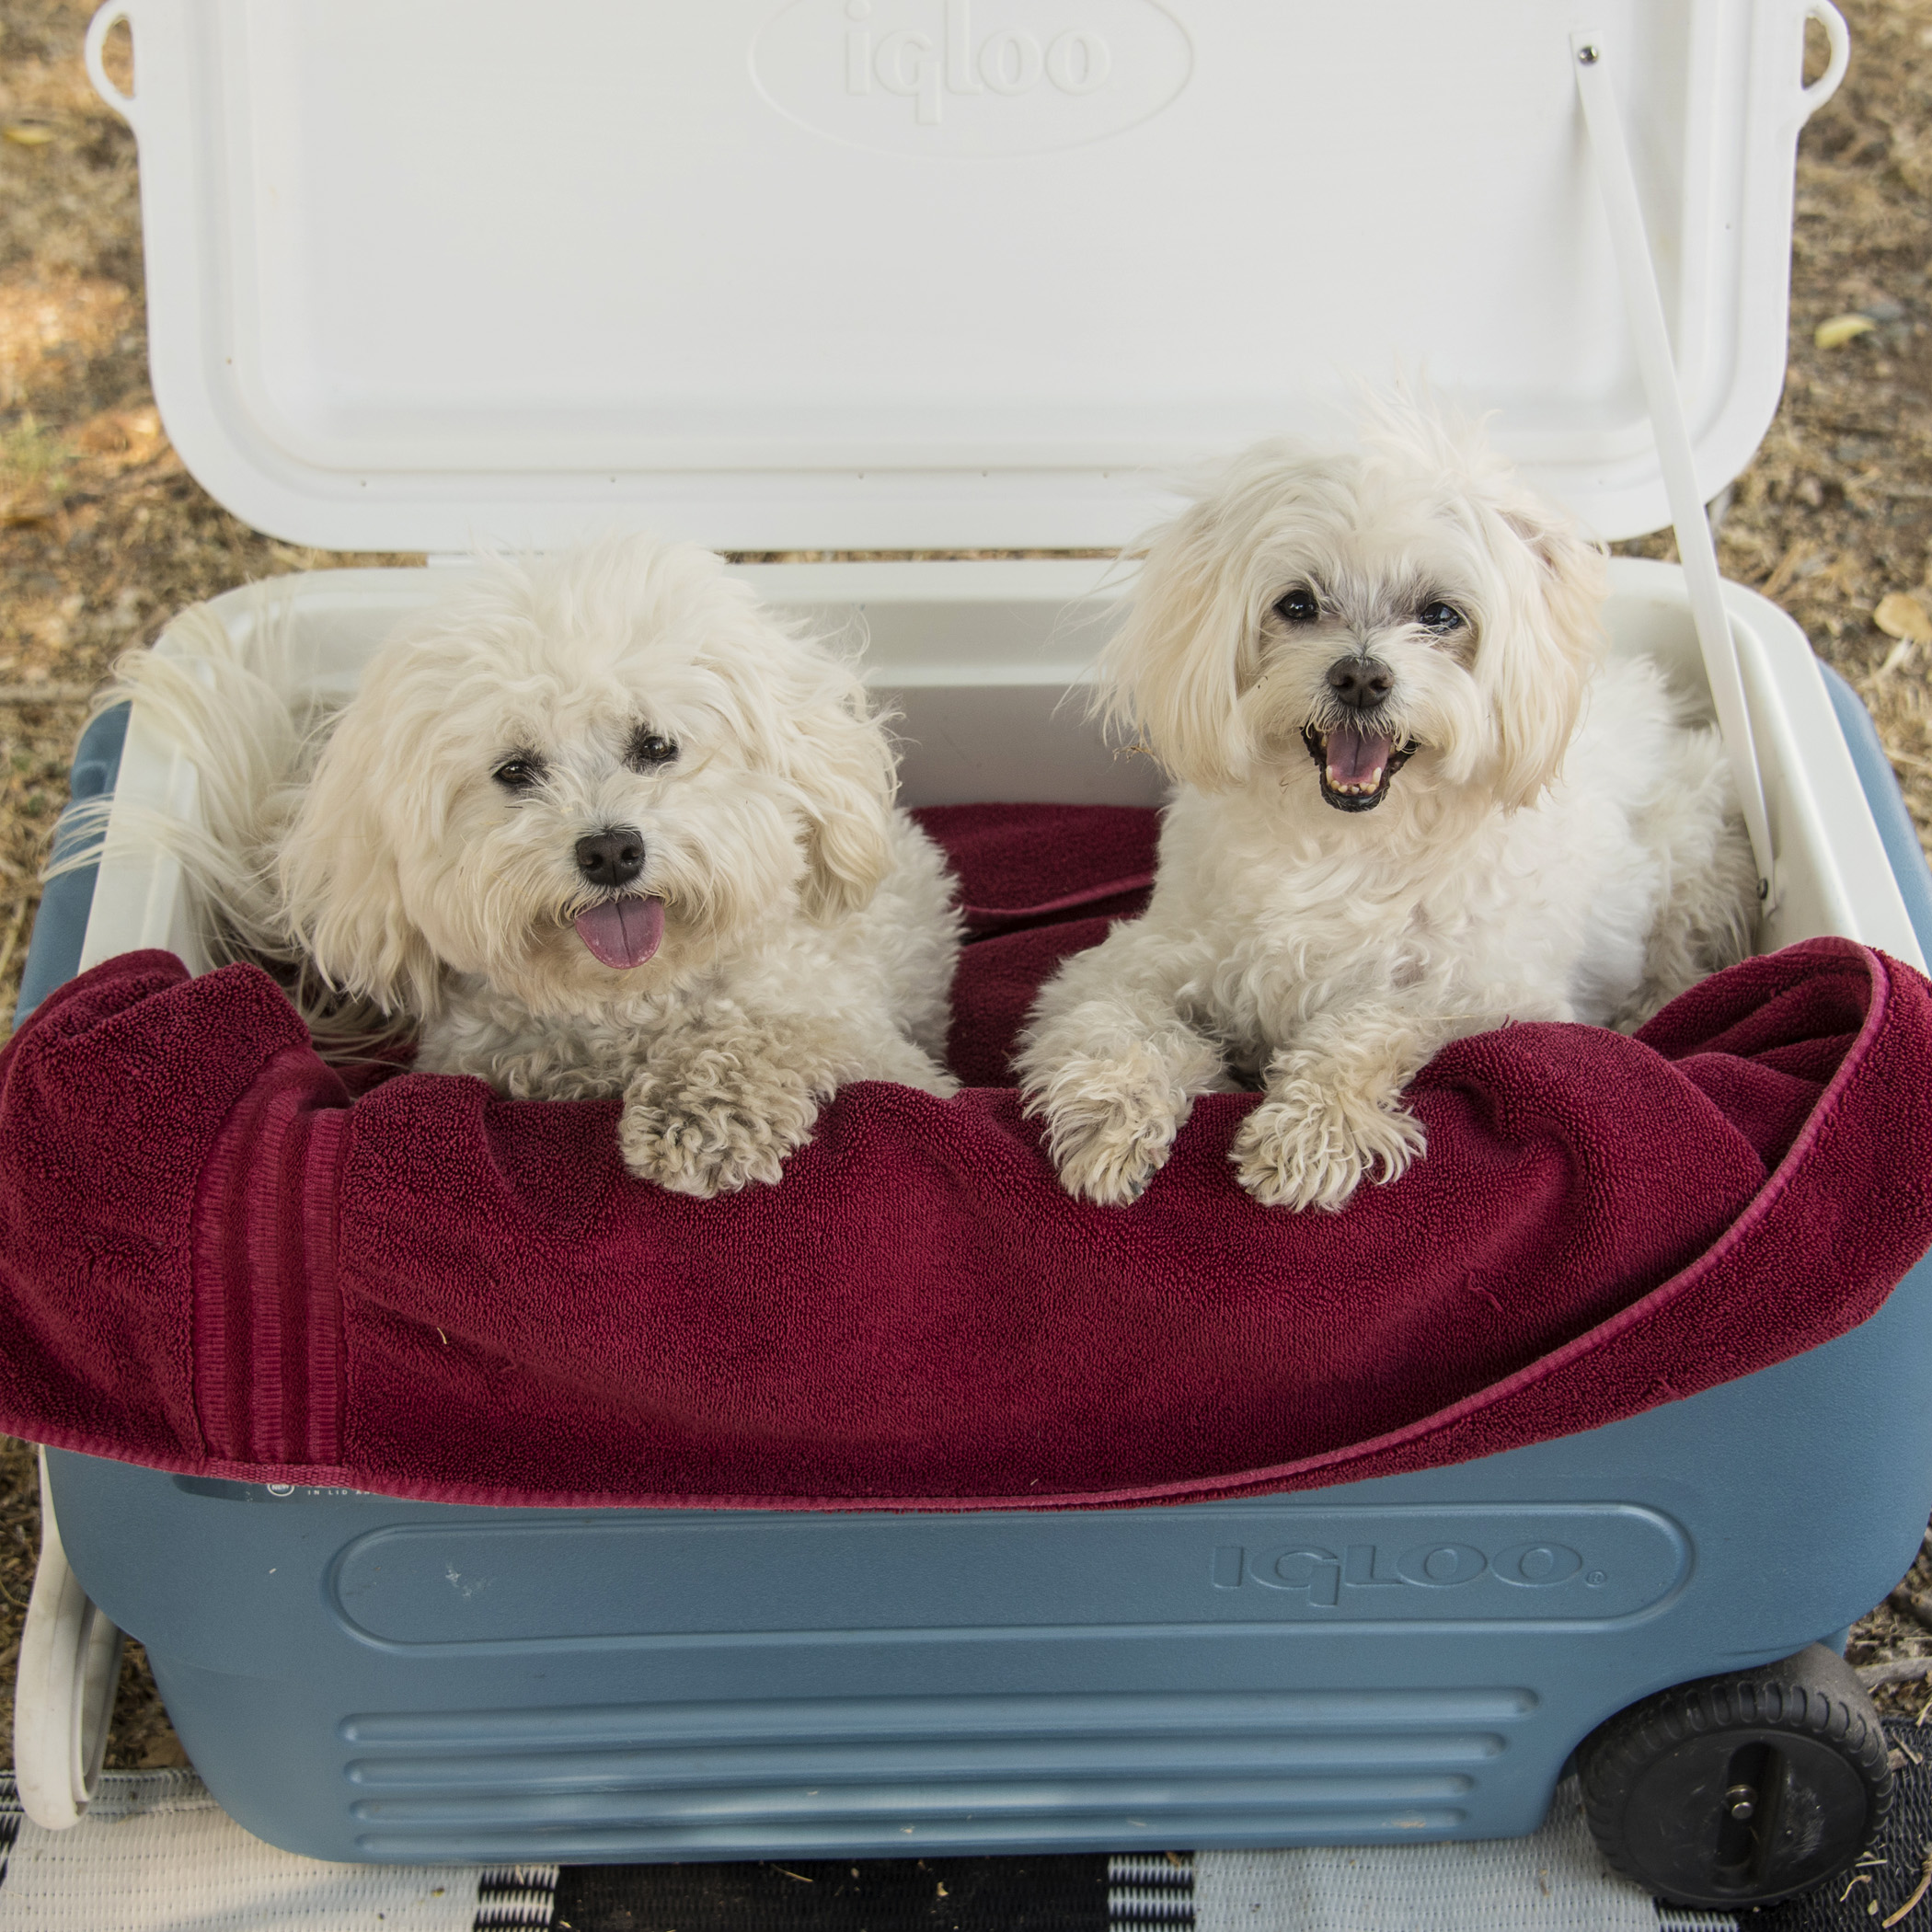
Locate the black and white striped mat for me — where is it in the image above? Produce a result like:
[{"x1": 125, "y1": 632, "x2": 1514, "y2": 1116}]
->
[{"x1": 3, "y1": 1745, "x2": 1926, "y2": 1931}]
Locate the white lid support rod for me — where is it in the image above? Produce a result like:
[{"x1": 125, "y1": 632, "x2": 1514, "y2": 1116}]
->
[{"x1": 1571, "y1": 29, "x2": 1779, "y2": 912}]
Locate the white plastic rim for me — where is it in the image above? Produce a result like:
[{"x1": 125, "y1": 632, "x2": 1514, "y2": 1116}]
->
[{"x1": 14, "y1": 1449, "x2": 124, "y2": 1829}]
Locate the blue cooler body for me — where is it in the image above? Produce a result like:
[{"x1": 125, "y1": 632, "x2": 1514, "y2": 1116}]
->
[
  {"x1": 19, "y1": 0, "x2": 1926, "y2": 1876},
  {"x1": 25, "y1": 673, "x2": 1932, "y2": 1866}
]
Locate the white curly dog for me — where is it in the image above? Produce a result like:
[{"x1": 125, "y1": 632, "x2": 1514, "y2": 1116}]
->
[
  {"x1": 1015, "y1": 406, "x2": 1755, "y2": 1213},
  {"x1": 98, "y1": 535, "x2": 961, "y2": 1197}
]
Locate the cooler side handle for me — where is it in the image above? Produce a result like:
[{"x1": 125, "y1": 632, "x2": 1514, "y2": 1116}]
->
[
  {"x1": 1800, "y1": 4, "x2": 1851, "y2": 121},
  {"x1": 84, "y1": 3, "x2": 140, "y2": 128},
  {"x1": 13, "y1": 1449, "x2": 123, "y2": 1829}
]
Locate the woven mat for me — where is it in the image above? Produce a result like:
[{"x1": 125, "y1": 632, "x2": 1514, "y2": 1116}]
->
[{"x1": 6, "y1": 1744, "x2": 1928, "y2": 1932}]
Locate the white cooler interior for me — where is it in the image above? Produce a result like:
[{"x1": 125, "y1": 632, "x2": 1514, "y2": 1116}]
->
[{"x1": 79, "y1": 554, "x2": 1926, "y2": 986}]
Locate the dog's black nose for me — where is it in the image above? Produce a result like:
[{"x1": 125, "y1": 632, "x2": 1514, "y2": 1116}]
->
[
  {"x1": 575, "y1": 827, "x2": 646, "y2": 888},
  {"x1": 1325, "y1": 655, "x2": 1394, "y2": 712}
]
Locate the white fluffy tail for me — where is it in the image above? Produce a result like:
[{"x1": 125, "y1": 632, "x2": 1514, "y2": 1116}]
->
[{"x1": 54, "y1": 596, "x2": 401, "y2": 1052}]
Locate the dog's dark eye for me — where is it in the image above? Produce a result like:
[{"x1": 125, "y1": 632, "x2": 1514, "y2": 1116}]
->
[
  {"x1": 492, "y1": 756, "x2": 545, "y2": 791},
  {"x1": 626, "y1": 729, "x2": 679, "y2": 771},
  {"x1": 1275, "y1": 586, "x2": 1320, "y2": 624},
  {"x1": 1419, "y1": 602, "x2": 1465, "y2": 633}
]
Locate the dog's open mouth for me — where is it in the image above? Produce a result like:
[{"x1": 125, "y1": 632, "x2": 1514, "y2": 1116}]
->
[
  {"x1": 1301, "y1": 725, "x2": 1417, "y2": 812},
  {"x1": 573, "y1": 895, "x2": 666, "y2": 969}
]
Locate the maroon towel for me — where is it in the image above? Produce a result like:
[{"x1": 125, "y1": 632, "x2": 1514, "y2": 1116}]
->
[
  {"x1": 917, "y1": 802, "x2": 1156, "y2": 1086},
  {"x1": 1, "y1": 805, "x2": 1928, "y2": 1512}
]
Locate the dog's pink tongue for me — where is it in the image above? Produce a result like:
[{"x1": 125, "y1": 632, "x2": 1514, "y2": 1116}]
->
[
  {"x1": 1326, "y1": 726, "x2": 1395, "y2": 786},
  {"x1": 573, "y1": 896, "x2": 665, "y2": 970}
]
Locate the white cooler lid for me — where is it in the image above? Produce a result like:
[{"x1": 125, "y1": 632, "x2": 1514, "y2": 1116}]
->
[{"x1": 89, "y1": 0, "x2": 1839, "y2": 553}]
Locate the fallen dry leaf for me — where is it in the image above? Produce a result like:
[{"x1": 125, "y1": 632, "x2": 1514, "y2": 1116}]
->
[
  {"x1": 0, "y1": 491, "x2": 59, "y2": 528},
  {"x1": 1816, "y1": 312, "x2": 1878, "y2": 348},
  {"x1": 1876, "y1": 592, "x2": 1932, "y2": 643},
  {"x1": 72, "y1": 407, "x2": 169, "y2": 473}
]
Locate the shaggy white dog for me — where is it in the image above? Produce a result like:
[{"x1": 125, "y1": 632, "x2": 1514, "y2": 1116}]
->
[
  {"x1": 95, "y1": 536, "x2": 962, "y2": 1196},
  {"x1": 1015, "y1": 408, "x2": 1756, "y2": 1212}
]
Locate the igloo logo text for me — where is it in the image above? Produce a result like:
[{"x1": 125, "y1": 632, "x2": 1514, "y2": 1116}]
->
[
  {"x1": 753, "y1": 0, "x2": 1193, "y2": 157},
  {"x1": 848, "y1": 0, "x2": 1112, "y2": 125}
]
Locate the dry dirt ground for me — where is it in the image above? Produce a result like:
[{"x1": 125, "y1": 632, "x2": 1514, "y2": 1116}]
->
[{"x1": 4, "y1": 0, "x2": 1932, "y2": 1774}]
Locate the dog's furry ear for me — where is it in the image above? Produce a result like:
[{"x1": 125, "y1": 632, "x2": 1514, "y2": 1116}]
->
[
  {"x1": 789, "y1": 675, "x2": 898, "y2": 922},
  {"x1": 719, "y1": 623, "x2": 898, "y2": 923},
  {"x1": 277, "y1": 700, "x2": 444, "y2": 1018},
  {"x1": 1097, "y1": 504, "x2": 1257, "y2": 790},
  {"x1": 1479, "y1": 492, "x2": 1608, "y2": 811}
]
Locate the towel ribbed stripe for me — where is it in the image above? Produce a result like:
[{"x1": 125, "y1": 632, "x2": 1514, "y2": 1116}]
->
[{"x1": 192, "y1": 1049, "x2": 348, "y2": 1467}]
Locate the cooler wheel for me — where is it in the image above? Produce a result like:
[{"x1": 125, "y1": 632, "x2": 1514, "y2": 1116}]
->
[{"x1": 1578, "y1": 1642, "x2": 1892, "y2": 1908}]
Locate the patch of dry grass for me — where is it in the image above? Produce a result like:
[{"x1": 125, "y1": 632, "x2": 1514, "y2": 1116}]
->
[{"x1": 2, "y1": 0, "x2": 1932, "y2": 1777}]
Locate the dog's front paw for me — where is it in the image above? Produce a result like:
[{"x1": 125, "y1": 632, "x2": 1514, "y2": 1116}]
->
[
  {"x1": 1026, "y1": 1050, "x2": 1190, "y2": 1206},
  {"x1": 618, "y1": 1061, "x2": 821, "y2": 1198},
  {"x1": 1232, "y1": 1080, "x2": 1426, "y2": 1212}
]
